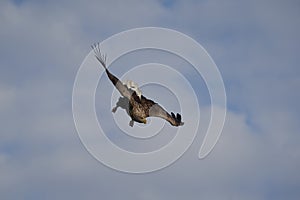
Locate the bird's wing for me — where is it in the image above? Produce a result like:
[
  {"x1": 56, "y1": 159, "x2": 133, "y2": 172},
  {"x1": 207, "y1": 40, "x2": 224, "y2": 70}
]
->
[
  {"x1": 142, "y1": 97, "x2": 184, "y2": 126},
  {"x1": 92, "y1": 43, "x2": 132, "y2": 99}
]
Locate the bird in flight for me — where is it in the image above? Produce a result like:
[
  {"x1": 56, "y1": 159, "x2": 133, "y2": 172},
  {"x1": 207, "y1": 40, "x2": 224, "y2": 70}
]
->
[{"x1": 92, "y1": 43, "x2": 184, "y2": 127}]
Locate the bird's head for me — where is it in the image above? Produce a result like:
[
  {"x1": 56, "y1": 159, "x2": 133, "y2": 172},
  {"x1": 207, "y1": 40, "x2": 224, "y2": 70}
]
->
[{"x1": 124, "y1": 80, "x2": 142, "y2": 99}]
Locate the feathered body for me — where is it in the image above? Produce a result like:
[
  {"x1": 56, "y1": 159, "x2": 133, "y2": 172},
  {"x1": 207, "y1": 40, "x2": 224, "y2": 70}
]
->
[{"x1": 92, "y1": 44, "x2": 184, "y2": 127}]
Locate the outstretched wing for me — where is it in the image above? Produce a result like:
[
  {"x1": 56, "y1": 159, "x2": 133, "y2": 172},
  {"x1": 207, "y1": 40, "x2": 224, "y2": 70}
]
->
[
  {"x1": 142, "y1": 97, "x2": 184, "y2": 126},
  {"x1": 91, "y1": 43, "x2": 132, "y2": 100}
]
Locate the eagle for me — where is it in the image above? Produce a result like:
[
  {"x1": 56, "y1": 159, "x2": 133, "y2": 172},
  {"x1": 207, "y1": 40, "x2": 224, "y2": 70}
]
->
[{"x1": 92, "y1": 43, "x2": 184, "y2": 127}]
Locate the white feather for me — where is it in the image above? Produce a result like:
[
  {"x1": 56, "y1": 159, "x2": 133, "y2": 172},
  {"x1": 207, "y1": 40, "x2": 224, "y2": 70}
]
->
[{"x1": 124, "y1": 80, "x2": 142, "y2": 99}]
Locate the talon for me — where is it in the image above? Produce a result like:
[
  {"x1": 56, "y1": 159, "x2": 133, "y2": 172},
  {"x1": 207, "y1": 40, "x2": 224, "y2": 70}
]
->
[
  {"x1": 143, "y1": 119, "x2": 147, "y2": 124},
  {"x1": 129, "y1": 120, "x2": 134, "y2": 127},
  {"x1": 112, "y1": 107, "x2": 118, "y2": 113}
]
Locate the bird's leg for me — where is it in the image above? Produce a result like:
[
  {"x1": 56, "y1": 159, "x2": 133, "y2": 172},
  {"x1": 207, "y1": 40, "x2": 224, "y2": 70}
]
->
[
  {"x1": 112, "y1": 97, "x2": 124, "y2": 113},
  {"x1": 129, "y1": 120, "x2": 134, "y2": 127}
]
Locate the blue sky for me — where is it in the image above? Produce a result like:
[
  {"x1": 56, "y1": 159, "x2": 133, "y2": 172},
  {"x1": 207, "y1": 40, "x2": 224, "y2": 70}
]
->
[{"x1": 0, "y1": 0, "x2": 300, "y2": 199}]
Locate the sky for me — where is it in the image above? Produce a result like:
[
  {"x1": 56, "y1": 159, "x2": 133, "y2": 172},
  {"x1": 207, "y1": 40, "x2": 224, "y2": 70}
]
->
[{"x1": 0, "y1": 0, "x2": 300, "y2": 199}]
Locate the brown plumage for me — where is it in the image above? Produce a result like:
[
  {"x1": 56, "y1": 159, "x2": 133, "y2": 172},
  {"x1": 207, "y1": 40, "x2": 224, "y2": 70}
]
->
[{"x1": 92, "y1": 43, "x2": 184, "y2": 127}]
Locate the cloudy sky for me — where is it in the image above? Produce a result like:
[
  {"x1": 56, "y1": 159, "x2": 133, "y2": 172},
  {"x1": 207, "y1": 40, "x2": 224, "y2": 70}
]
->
[{"x1": 1, "y1": 0, "x2": 300, "y2": 199}]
